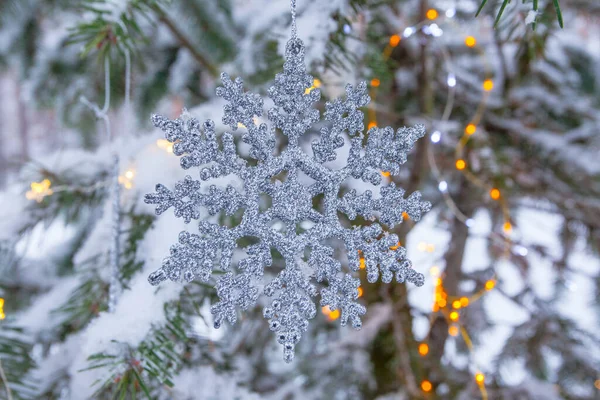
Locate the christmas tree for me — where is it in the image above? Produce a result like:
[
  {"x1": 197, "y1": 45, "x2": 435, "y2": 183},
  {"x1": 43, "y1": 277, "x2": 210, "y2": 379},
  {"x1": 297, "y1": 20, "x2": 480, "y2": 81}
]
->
[{"x1": 1, "y1": 0, "x2": 599, "y2": 399}]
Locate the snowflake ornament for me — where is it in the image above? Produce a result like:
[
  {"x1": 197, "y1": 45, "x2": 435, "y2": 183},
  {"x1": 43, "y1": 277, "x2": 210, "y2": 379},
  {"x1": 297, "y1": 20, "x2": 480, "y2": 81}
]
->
[{"x1": 145, "y1": 30, "x2": 431, "y2": 363}]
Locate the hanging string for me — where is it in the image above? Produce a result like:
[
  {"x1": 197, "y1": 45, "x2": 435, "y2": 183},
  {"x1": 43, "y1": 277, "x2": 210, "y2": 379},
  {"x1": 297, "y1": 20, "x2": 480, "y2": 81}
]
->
[
  {"x1": 290, "y1": 0, "x2": 297, "y2": 39},
  {"x1": 80, "y1": 55, "x2": 121, "y2": 313}
]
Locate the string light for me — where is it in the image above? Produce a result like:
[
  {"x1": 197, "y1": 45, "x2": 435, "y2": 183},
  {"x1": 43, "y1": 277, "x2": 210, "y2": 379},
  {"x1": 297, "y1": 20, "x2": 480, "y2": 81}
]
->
[
  {"x1": 118, "y1": 169, "x2": 136, "y2": 190},
  {"x1": 490, "y1": 188, "x2": 500, "y2": 200},
  {"x1": 503, "y1": 221, "x2": 512, "y2": 234},
  {"x1": 418, "y1": 343, "x2": 429, "y2": 356},
  {"x1": 389, "y1": 34, "x2": 401, "y2": 47},
  {"x1": 447, "y1": 74, "x2": 457, "y2": 87},
  {"x1": 429, "y1": 266, "x2": 440, "y2": 277},
  {"x1": 430, "y1": 130, "x2": 441, "y2": 143},
  {"x1": 381, "y1": 171, "x2": 391, "y2": 177},
  {"x1": 445, "y1": 8, "x2": 456, "y2": 18},
  {"x1": 594, "y1": 379, "x2": 600, "y2": 390},
  {"x1": 465, "y1": 36, "x2": 477, "y2": 47},
  {"x1": 455, "y1": 159, "x2": 466, "y2": 170},
  {"x1": 465, "y1": 123, "x2": 477, "y2": 135},
  {"x1": 359, "y1": 257, "x2": 366, "y2": 269},
  {"x1": 483, "y1": 79, "x2": 494, "y2": 91},
  {"x1": 438, "y1": 181, "x2": 448, "y2": 192},
  {"x1": 0, "y1": 298, "x2": 5, "y2": 320},
  {"x1": 357, "y1": 287, "x2": 363, "y2": 298},
  {"x1": 367, "y1": 121, "x2": 377, "y2": 129},
  {"x1": 485, "y1": 280, "x2": 496, "y2": 291},
  {"x1": 449, "y1": 311, "x2": 459, "y2": 321},
  {"x1": 403, "y1": 27, "x2": 415, "y2": 38},
  {"x1": 371, "y1": 78, "x2": 380, "y2": 87},
  {"x1": 426, "y1": 9, "x2": 438, "y2": 20},
  {"x1": 421, "y1": 380, "x2": 433, "y2": 392},
  {"x1": 475, "y1": 373, "x2": 485, "y2": 384},
  {"x1": 452, "y1": 300, "x2": 462, "y2": 309},
  {"x1": 448, "y1": 325, "x2": 459, "y2": 336},
  {"x1": 460, "y1": 297, "x2": 469, "y2": 307},
  {"x1": 25, "y1": 179, "x2": 54, "y2": 202},
  {"x1": 156, "y1": 138, "x2": 174, "y2": 153}
]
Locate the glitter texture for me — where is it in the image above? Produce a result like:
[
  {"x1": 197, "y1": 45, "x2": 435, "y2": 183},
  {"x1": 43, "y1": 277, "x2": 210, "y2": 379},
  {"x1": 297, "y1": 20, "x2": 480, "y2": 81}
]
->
[{"x1": 145, "y1": 36, "x2": 431, "y2": 363}]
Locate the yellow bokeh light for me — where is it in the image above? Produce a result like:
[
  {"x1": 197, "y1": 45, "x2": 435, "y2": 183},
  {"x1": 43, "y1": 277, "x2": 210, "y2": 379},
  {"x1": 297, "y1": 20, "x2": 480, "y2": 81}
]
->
[
  {"x1": 26, "y1": 179, "x2": 53, "y2": 202},
  {"x1": 426, "y1": 9, "x2": 438, "y2": 20},
  {"x1": 485, "y1": 280, "x2": 496, "y2": 290},
  {"x1": 368, "y1": 121, "x2": 377, "y2": 130},
  {"x1": 483, "y1": 79, "x2": 494, "y2": 91},
  {"x1": 465, "y1": 36, "x2": 477, "y2": 47},
  {"x1": 490, "y1": 188, "x2": 501, "y2": 200},
  {"x1": 418, "y1": 242, "x2": 427, "y2": 252},
  {"x1": 455, "y1": 159, "x2": 466, "y2": 170},
  {"x1": 381, "y1": 171, "x2": 391, "y2": 177},
  {"x1": 460, "y1": 297, "x2": 469, "y2": 307},
  {"x1": 448, "y1": 325, "x2": 459, "y2": 336},
  {"x1": 359, "y1": 258, "x2": 366, "y2": 269},
  {"x1": 595, "y1": 379, "x2": 600, "y2": 389},
  {"x1": 0, "y1": 298, "x2": 4, "y2": 320},
  {"x1": 421, "y1": 380, "x2": 432, "y2": 392},
  {"x1": 438, "y1": 298, "x2": 447, "y2": 308},
  {"x1": 329, "y1": 309, "x2": 340, "y2": 320},
  {"x1": 449, "y1": 311, "x2": 459, "y2": 321},
  {"x1": 313, "y1": 78, "x2": 322, "y2": 88},
  {"x1": 390, "y1": 242, "x2": 401, "y2": 251},
  {"x1": 452, "y1": 300, "x2": 462, "y2": 309},
  {"x1": 475, "y1": 373, "x2": 485, "y2": 384},
  {"x1": 418, "y1": 343, "x2": 429, "y2": 356},
  {"x1": 125, "y1": 170, "x2": 135, "y2": 180},
  {"x1": 426, "y1": 244, "x2": 435, "y2": 253},
  {"x1": 371, "y1": 78, "x2": 380, "y2": 87},
  {"x1": 465, "y1": 124, "x2": 477, "y2": 135},
  {"x1": 435, "y1": 278, "x2": 443, "y2": 287},
  {"x1": 357, "y1": 287, "x2": 363, "y2": 298},
  {"x1": 402, "y1": 211, "x2": 409, "y2": 220},
  {"x1": 503, "y1": 222, "x2": 512, "y2": 233},
  {"x1": 389, "y1": 34, "x2": 401, "y2": 47},
  {"x1": 429, "y1": 266, "x2": 440, "y2": 277}
]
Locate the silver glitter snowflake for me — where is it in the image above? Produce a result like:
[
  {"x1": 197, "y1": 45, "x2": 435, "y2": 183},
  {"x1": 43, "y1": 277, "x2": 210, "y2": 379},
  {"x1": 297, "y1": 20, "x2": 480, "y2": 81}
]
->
[{"x1": 145, "y1": 36, "x2": 431, "y2": 363}]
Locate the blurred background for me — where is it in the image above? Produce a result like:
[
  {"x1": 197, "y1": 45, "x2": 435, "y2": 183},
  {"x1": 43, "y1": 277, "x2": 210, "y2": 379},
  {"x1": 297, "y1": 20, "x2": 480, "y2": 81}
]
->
[{"x1": 0, "y1": 0, "x2": 599, "y2": 399}]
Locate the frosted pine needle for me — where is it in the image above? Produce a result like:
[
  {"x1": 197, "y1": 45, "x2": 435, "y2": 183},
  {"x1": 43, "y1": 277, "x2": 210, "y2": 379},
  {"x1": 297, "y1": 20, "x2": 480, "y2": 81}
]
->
[{"x1": 145, "y1": 37, "x2": 431, "y2": 363}]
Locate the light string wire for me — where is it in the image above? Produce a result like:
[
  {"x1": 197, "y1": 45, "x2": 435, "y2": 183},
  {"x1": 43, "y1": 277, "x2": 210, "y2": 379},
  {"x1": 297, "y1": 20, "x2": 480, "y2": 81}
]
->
[{"x1": 362, "y1": 9, "x2": 521, "y2": 399}]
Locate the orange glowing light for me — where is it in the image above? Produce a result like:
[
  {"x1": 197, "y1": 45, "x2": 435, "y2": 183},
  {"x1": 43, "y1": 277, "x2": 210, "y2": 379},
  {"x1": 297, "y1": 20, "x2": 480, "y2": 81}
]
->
[
  {"x1": 490, "y1": 188, "x2": 501, "y2": 200},
  {"x1": 389, "y1": 35, "x2": 401, "y2": 47},
  {"x1": 426, "y1": 9, "x2": 438, "y2": 20},
  {"x1": 448, "y1": 325, "x2": 459, "y2": 336},
  {"x1": 368, "y1": 121, "x2": 377, "y2": 130},
  {"x1": 452, "y1": 300, "x2": 462, "y2": 309},
  {"x1": 475, "y1": 373, "x2": 485, "y2": 384},
  {"x1": 485, "y1": 280, "x2": 496, "y2": 291},
  {"x1": 460, "y1": 297, "x2": 469, "y2": 307},
  {"x1": 465, "y1": 36, "x2": 477, "y2": 47},
  {"x1": 438, "y1": 299, "x2": 447, "y2": 308},
  {"x1": 465, "y1": 124, "x2": 477, "y2": 135},
  {"x1": 357, "y1": 287, "x2": 363, "y2": 298},
  {"x1": 371, "y1": 78, "x2": 380, "y2": 87},
  {"x1": 455, "y1": 159, "x2": 466, "y2": 170},
  {"x1": 449, "y1": 311, "x2": 459, "y2": 321},
  {"x1": 483, "y1": 79, "x2": 494, "y2": 91},
  {"x1": 329, "y1": 309, "x2": 340, "y2": 320},
  {"x1": 418, "y1": 343, "x2": 429, "y2": 356},
  {"x1": 381, "y1": 171, "x2": 391, "y2": 177},
  {"x1": 359, "y1": 258, "x2": 366, "y2": 269},
  {"x1": 503, "y1": 222, "x2": 512, "y2": 233},
  {"x1": 421, "y1": 380, "x2": 432, "y2": 392}
]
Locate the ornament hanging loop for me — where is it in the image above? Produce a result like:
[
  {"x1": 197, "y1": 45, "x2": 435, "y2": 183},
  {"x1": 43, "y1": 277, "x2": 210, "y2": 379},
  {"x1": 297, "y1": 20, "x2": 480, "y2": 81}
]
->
[{"x1": 290, "y1": 0, "x2": 297, "y2": 38}]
